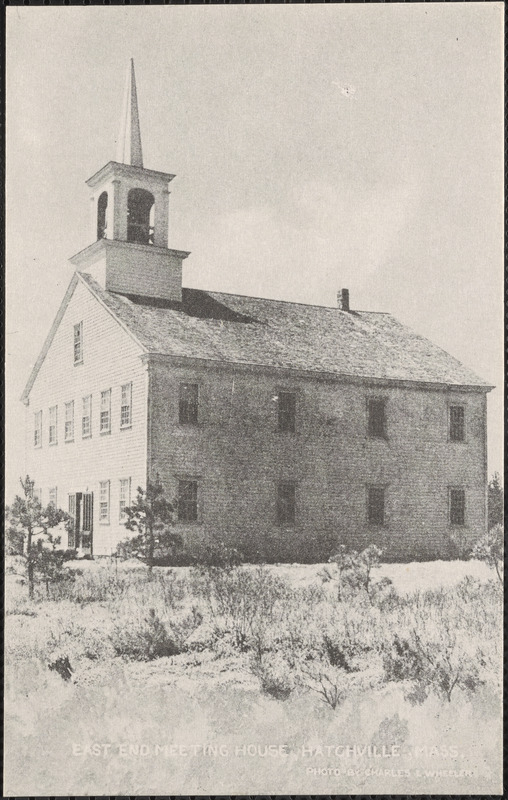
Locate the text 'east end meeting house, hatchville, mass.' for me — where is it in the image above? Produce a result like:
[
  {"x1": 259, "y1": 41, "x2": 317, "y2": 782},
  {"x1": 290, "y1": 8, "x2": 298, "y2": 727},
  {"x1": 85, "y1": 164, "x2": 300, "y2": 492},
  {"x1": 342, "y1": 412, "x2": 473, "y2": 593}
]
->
[{"x1": 22, "y1": 61, "x2": 493, "y2": 562}]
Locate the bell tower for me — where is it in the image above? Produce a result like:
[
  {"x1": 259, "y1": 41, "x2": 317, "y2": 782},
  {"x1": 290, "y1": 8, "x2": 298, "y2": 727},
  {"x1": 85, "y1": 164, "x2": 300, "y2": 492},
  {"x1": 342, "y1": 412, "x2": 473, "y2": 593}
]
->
[{"x1": 70, "y1": 59, "x2": 189, "y2": 302}]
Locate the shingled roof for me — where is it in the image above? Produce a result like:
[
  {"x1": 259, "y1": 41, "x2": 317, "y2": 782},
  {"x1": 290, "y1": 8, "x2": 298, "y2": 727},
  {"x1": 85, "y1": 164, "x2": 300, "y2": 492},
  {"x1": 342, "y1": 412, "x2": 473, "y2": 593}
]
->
[{"x1": 78, "y1": 273, "x2": 490, "y2": 389}]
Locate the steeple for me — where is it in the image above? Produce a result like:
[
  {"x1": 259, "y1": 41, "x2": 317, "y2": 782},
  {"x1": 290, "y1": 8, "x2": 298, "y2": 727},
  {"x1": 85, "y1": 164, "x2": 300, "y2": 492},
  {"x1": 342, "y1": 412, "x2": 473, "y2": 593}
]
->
[
  {"x1": 116, "y1": 58, "x2": 143, "y2": 168},
  {"x1": 72, "y1": 61, "x2": 190, "y2": 302}
]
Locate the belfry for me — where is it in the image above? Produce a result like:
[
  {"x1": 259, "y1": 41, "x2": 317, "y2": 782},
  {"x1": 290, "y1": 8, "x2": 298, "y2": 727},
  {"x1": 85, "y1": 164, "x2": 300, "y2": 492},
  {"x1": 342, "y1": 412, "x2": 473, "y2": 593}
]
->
[{"x1": 70, "y1": 59, "x2": 189, "y2": 302}]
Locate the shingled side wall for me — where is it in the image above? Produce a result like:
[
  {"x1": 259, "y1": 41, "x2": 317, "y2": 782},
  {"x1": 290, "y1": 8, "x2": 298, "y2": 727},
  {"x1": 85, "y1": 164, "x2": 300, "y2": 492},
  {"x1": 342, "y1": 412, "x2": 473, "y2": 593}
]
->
[{"x1": 148, "y1": 359, "x2": 488, "y2": 562}]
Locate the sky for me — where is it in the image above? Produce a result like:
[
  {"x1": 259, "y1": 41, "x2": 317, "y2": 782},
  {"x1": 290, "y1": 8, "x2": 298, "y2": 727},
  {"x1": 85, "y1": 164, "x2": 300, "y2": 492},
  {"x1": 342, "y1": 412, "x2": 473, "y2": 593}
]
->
[{"x1": 6, "y1": 4, "x2": 504, "y2": 501}]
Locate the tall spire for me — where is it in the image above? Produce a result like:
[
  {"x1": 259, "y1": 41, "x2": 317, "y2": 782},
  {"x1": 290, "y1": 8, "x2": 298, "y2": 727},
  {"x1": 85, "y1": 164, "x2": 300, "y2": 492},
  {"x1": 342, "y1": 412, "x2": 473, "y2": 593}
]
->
[{"x1": 116, "y1": 58, "x2": 143, "y2": 168}]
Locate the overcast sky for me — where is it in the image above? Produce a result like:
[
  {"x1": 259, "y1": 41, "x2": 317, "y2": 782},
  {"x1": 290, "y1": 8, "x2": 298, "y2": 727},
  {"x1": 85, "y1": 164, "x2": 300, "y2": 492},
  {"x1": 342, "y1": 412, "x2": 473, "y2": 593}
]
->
[{"x1": 6, "y1": 4, "x2": 504, "y2": 500}]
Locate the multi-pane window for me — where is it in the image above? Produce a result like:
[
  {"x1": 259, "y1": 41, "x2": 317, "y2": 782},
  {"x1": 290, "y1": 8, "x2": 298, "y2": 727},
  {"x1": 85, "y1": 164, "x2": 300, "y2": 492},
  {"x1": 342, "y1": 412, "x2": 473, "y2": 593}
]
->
[
  {"x1": 368, "y1": 398, "x2": 387, "y2": 438},
  {"x1": 82, "y1": 395, "x2": 92, "y2": 438},
  {"x1": 277, "y1": 481, "x2": 296, "y2": 526},
  {"x1": 179, "y1": 383, "x2": 199, "y2": 425},
  {"x1": 120, "y1": 383, "x2": 132, "y2": 428},
  {"x1": 178, "y1": 480, "x2": 198, "y2": 522},
  {"x1": 278, "y1": 392, "x2": 296, "y2": 432},
  {"x1": 450, "y1": 488, "x2": 466, "y2": 526},
  {"x1": 74, "y1": 322, "x2": 83, "y2": 364},
  {"x1": 48, "y1": 487, "x2": 57, "y2": 508},
  {"x1": 119, "y1": 478, "x2": 131, "y2": 522},
  {"x1": 100, "y1": 389, "x2": 111, "y2": 433},
  {"x1": 64, "y1": 401, "x2": 74, "y2": 441},
  {"x1": 49, "y1": 405, "x2": 58, "y2": 445},
  {"x1": 34, "y1": 411, "x2": 42, "y2": 447},
  {"x1": 449, "y1": 405, "x2": 465, "y2": 442},
  {"x1": 99, "y1": 480, "x2": 110, "y2": 523},
  {"x1": 367, "y1": 486, "x2": 385, "y2": 525}
]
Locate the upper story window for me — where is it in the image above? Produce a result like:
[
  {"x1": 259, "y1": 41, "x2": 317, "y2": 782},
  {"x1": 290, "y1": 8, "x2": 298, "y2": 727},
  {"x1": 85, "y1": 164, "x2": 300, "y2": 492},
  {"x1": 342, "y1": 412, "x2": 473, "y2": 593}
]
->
[
  {"x1": 120, "y1": 383, "x2": 132, "y2": 428},
  {"x1": 178, "y1": 480, "x2": 198, "y2": 522},
  {"x1": 278, "y1": 391, "x2": 296, "y2": 432},
  {"x1": 99, "y1": 480, "x2": 110, "y2": 523},
  {"x1": 449, "y1": 488, "x2": 466, "y2": 526},
  {"x1": 64, "y1": 401, "x2": 74, "y2": 442},
  {"x1": 368, "y1": 398, "x2": 387, "y2": 438},
  {"x1": 449, "y1": 405, "x2": 465, "y2": 442},
  {"x1": 97, "y1": 191, "x2": 108, "y2": 240},
  {"x1": 74, "y1": 322, "x2": 83, "y2": 364},
  {"x1": 277, "y1": 481, "x2": 296, "y2": 526},
  {"x1": 34, "y1": 411, "x2": 42, "y2": 448},
  {"x1": 48, "y1": 487, "x2": 57, "y2": 508},
  {"x1": 100, "y1": 389, "x2": 111, "y2": 434},
  {"x1": 367, "y1": 485, "x2": 385, "y2": 525},
  {"x1": 49, "y1": 405, "x2": 58, "y2": 445},
  {"x1": 119, "y1": 478, "x2": 131, "y2": 522},
  {"x1": 82, "y1": 395, "x2": 92, "y2": 438},
  {"x1": 179, "y1": 383, "x2": 199, "y2": 425},
  {"x1": 127, "y1": 188, "x2": 155, "y2": 245}
]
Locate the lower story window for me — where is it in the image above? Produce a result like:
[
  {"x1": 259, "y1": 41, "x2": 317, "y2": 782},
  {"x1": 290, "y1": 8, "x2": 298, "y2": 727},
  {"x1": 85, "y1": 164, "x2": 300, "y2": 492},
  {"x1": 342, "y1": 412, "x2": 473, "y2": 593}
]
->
[
  {"x1": 277, "y1": 481, "x2": 296, "y2": 526},
  {"x1": 119, "y1": 478, "x2": 131, "y2": 522},
  {"x1": 99, "y1": 480, "x2": 110, "y2": 523},
  {"x1": 449, "y1": 488, "x2": 466, "y2": 526},
  {"x1": 367, "y1": 485, "x2": 385, "y2": 525},
  {"x1": 48, "y1": 487, "x2": 57, "y2": 508},
  {"x1": 178, "y1": 480, "x2": 198, "y2": 522}
]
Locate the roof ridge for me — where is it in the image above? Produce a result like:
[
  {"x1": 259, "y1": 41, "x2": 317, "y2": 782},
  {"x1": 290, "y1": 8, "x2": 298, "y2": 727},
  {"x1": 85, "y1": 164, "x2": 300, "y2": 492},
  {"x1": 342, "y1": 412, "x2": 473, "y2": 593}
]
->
[{"x1": 183, "y1": 286, "x2": 390, "y2": 314}]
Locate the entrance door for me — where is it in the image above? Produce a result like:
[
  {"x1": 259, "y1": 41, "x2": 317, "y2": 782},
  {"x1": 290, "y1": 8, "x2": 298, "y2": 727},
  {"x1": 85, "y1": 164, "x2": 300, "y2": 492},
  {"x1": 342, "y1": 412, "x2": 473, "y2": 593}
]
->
[{"x1": 68, "y1": 492, "x2": 93, "y2": 556}]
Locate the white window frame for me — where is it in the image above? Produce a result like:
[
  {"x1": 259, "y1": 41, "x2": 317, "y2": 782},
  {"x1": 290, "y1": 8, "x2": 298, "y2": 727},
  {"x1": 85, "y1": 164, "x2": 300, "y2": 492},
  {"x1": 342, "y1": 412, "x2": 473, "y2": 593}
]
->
[
  {"x1": 34, "y1": 410, "x2": 42, "y2": 448},
  {"x1": 82, "y1": 395, "x2": 92, "y2": 438},
  {"x1": 99, "y1": 480, "x2": 110, "y2": 524},
  {"x1": 74, "y1": 321, "x2": 83, "y2": 364},
  {"x1": 49, "y1": 405, "x2": 58, "y2": 445},
  {"x1": 64, "y1": 400, "x2": 75, "y2": 442},
  {"x1": 119, "y1": 478, "x2": 131, "y2": 522},
  {"x1": 120, "y1": 383, "x2": 132, "y2": 428},
  {"x1": 100, "y1": 389, "x2": 111, "y2": 434}
]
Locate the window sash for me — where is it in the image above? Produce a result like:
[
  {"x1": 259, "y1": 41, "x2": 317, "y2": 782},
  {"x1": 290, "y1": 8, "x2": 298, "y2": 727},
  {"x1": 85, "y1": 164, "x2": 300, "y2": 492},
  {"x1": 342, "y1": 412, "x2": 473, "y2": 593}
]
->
[
  {"x1": 450, "y1": 489, "x2": 465, "y2": 526},
  {"x1": 64, "y1": 401, "x2": 74, "y2": 441},
  {"x1": 120, "y1": 383, "x2": 132, "y2": 427},
  {"x1": 119, "y1": 478, "x2": 131, "y2": 521},
  {"x1": 179, "y1": 383, "x2": 199, "y2": 425},
  {"x1": 100, "y1": 390, "x2": 111, "y2": 432},
  {"x1": 277, "y1": 481, "x2": 296, "y2": 525},
  {"x1": 449, "y1": 406, "x2": 465, "y2": 442},
  {"x1": 368, "y1": 486, "x2": 385, "y2": 525},
  {"x1": 278, "y1": 392, "x2": 296, "y2": 432},
  {"x1": 82, "y1": 395, "x2": 92, "y2": 437},
  {"x1": 368, "y1": 399, "x2": 386, "y2": 438},
  {"x1": 99, "y1": 480, "x2": 110, "y2": 522},
  {"x1": 74, "y1": 322, "x2": 83, "y2": 363},
  {"x1": 178, "y1": 480, "x2": 198, "y2": 521},
  {"x1": 34, "y1": 411, "x2": 42, "y2": 447},
  {"x1": 49, "y1": 406, "x2": 58, "y2": 444}
]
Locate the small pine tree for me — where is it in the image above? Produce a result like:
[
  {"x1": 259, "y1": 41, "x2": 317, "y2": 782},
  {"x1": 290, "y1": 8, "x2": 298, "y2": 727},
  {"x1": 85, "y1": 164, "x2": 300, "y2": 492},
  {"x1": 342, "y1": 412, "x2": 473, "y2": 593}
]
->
[
  {"x1": 5, "y1": 475, "x2": 73, "y2": 599},
  {"x1": 488, "y1": 473, "x2": 504, "y2": 530},
  {"x1": 117, "y1": 476, "x2": 182, "y2": 574}
]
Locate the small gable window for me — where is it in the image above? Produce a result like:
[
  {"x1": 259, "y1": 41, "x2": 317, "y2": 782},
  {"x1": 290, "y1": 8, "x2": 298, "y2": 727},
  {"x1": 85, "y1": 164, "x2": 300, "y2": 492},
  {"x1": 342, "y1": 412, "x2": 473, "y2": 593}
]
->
[
  {"x1": 449, "y1": 405, "x2": 465, "y2": 442},
  {"x1": 34, "y1": 411, "x2": 42, "y2": 448},
  {"x1": 64, "y1": 401, "x2": 74, "y2": 442},
  {"x1": 368, "y1": 398, "x2": 387, "y2": 438},
  {"x1": 49, "y1": 405, "x2": 58, "y2": 445},
  {"x1": 100, "y1": 389, "x2": 111, "y2": 434},
  {"x1": 277, "y1": 481, "x2": 296, "y2": 526},
  {"x1": 74, "y1": 322, "x2": 83, "y2": 364},
  {"x1": 449, "y1": 488, "x2": 466, "y2": 526},
  {"x1": 278, "y1": 392, "x2": 296, "y2": 433},
  {"x1": 179, "y1": 383, "x2": 199, "y2": 425},
  {"x1": 178, "y1": 480, "x2": 198, "y2": 522},
  {"x1": 367, "y1": 485, "x2": 385, "y2": 525}
]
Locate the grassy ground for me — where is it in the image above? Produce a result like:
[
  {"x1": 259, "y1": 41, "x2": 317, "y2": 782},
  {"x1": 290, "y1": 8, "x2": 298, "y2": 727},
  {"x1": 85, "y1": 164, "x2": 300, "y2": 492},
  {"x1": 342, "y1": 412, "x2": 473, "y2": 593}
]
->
[{"x1": 4, "y1": 558, "x2": 503, "y2": 795}]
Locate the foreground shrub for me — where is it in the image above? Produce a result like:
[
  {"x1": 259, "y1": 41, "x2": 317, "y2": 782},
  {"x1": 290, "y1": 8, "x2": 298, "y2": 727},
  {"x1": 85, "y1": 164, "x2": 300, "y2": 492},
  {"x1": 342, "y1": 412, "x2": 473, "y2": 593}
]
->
[
  {"x1": 250, "y1": 652, "x2": 295, "y2": 700},
  {"x1": 110, "y1": 608, "x2": 182, "y2": 661},
  {"x1": 472, "y1": 525, "x2": 503, "y2": 584},
  {"x1": 322, "y1": 544, "x2": 393, "y2": 604}
]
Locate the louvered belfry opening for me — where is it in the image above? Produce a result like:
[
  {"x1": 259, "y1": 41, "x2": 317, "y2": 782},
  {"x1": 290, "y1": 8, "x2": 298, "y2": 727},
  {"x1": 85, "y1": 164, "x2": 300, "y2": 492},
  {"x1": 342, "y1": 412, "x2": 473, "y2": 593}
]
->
[{"x1": 127, "y1": 188, "x2": 155, "y2": 245}]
